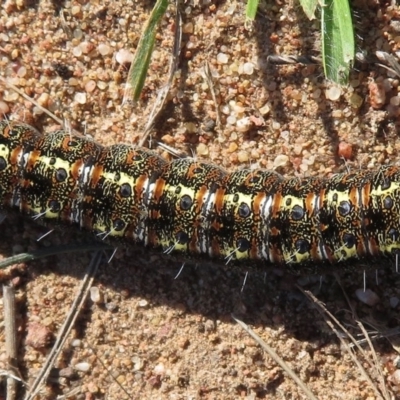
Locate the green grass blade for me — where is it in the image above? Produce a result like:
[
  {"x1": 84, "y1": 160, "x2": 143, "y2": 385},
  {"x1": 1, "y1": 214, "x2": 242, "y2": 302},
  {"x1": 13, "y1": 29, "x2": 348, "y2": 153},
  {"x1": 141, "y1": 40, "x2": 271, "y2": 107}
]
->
[
  {"x1": 246, "y1": 0, "x2": 260, "y2": 20},
  {"x1": 299, "y1": 0, "x2": 318, "y2": 20},
  {"x1": 126, "y1": 0, "x2": 169, "y2": 102},
  {"x1": 321, "y1": 0, "x2": 355, "y2": 85}
]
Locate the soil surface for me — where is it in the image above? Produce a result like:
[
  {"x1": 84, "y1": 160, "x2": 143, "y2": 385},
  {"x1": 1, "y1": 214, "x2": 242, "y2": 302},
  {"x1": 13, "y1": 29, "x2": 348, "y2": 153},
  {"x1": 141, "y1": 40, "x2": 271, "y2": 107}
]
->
[{"x1": 0, "y1": 0, "x2": 400, "y2": 399}]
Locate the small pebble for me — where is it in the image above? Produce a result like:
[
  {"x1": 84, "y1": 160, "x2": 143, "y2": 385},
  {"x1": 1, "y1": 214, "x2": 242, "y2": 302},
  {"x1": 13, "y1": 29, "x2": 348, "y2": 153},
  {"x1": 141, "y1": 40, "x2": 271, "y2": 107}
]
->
[
  {"x1": 196, "y1": 143, "x2": 209, "y2": 156},
  {"x1": 85, "y1": 80, "x2": 96, "y2": 93},
  {"x1": 337, "y1": 142, "x2": 353, "y2": 160},
  {"x1": 71, "y1": 339, "x2": 82, "y2": 347},
  {"x1": 368, "y1": 80, "x2": 386, "y2": 109},
  {"x1": 116, "y1": 49, "x2": 134, "y2": 65},
  {"x1": 216, "y1": 52, "x2": 229, "y2": 64},
  {"x1": 355, "y1": 288, "x2": 380, "y2": 306},
  {"x1": 242, "y1": 62, "x2": 254, "y2": 75},
  {"x1": 182, "y1": 22, "x2": 194, "y2": 34},
  {"x1": 138, "y1": 299, "x2": 148, "y2": 308},
  {"x1": 26, "y1": 322, "x2": 53, "y2": 349},
  {"x1": 259, "y1": 103, "x2": 270, "y2": 116},
  {"x1": 154, "y1": 363, "x2": 165, "y2": 375},
  {"x1": 74, "y1": 92, "x2": 87, "y2": 104},
  {"x1": 325, "y1": 86, "x2": 342, "y2": 101},
  {"x1": 74, "y1": 362, "x2": 91, "y2": 372},
  {"x1": 236, "y1": 117, "x2": 252, "y2": 132},
  {"x1": 89, "y1": 286, "x2": 102, "y2": 303},
  {"x1": 273, "y1": 154, "x2": 289, "y2": 169},
  {"x1": 98, "y1": 43, "x2": 111, "y2": 56}
]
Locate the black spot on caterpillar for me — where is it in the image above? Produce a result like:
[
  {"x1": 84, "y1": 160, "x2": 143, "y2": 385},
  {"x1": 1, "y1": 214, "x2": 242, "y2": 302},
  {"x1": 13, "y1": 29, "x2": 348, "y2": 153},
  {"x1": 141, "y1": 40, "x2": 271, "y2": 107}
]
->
[{"x1": 1, "y1": 119, "x2": 400, "y2": 273}]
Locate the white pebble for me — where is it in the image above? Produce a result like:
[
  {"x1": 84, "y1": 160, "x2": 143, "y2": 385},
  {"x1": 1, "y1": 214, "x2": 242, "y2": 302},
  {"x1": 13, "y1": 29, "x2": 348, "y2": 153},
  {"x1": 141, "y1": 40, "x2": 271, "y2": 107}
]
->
[
  {"x1": 0, "y1": 33, "x2": 9, "y2": 42},
  {"x1": 217, "y1": 52, "x2": 229, "y2": 64},
  {"x1": 74, "y1": 362, "x2": 91, "y2": 372},
  {"x1": 116, "y1": 49, "x2": 133, "y2": 65},
  {"x1": 325, "y1": 86, "x2": 342, "y2": 101},
  {"x1": 138, "y1": 299, "x2": 148, "y2": 308},
  {"x1": 355, "y1": 288, "x2": 380, "y2": 306},
  {"x1": 236, "y1": 117, "x2": 252, "y2": 132},
  {"x1": 154, "y1": 363, "x2": 165, "y2": 375},
  {"x1": 72, "y1": 46, "x2": 82, "y2": 57},
  {"x1": 273, "y1": 154, "x2": 289, "y2": 169},
  {"x1": 17, "y1": 66, "x2": 27, "y2": 77},
  {"x1": 89, "y1": 286, "x2": 102, "y2": 303},
  {"x1": 98, "y1": 43, "x2": 111, "y2": 56},
  {"x1": 243, "y1": 62, "x2": 254, "y2": 75},
  {"x1": 74, "y1": 92, "x2": 87, "y2": 104},
  {"x1": 226, "y1": 115, "x2": 236, "y2": 125},
  {"x1": 259, "y1": 103, "x2": 270, "y2": 116},
  {"x1": 71, "y1": 339, "x2": 82, "y2": 347}
]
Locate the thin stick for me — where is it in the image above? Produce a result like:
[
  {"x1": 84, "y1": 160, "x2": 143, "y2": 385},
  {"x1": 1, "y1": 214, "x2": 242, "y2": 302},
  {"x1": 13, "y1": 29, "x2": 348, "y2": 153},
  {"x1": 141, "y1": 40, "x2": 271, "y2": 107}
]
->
[
  {"x1": 24, "y1": 251, "x2": 103, "y2": 400},
  {"x1": 0, "y1": 77, "x2": 63, "y2": 125},
  {"x1": 3, "y1": 285, "x2": 19, "y2": 400},
  {"x1": 232, "y1": 314, "x2": 318, "y2": 400},
  {"x1": 298, "y1": 286, "x2": 387, "y2": 400},
  {"x1": 139, "y1": 0, "x2": 183, "y2": 147},
  {"x1": 0, "y1": 242, "x2": 111, "y2": 270}
]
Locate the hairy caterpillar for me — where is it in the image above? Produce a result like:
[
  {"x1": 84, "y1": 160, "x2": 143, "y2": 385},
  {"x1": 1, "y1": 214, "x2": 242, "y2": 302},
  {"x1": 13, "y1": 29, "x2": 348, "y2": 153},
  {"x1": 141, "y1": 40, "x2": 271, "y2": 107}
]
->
[{"x1": 1, "y1": 119, "x2": 400, "y2": 272}]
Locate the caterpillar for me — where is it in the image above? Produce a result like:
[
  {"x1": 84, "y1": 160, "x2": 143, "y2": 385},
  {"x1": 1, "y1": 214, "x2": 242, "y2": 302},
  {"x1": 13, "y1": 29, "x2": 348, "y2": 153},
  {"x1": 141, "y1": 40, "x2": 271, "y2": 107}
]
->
[{"x1": 1, "y1": 119, "x2": 400, "y2": 273}]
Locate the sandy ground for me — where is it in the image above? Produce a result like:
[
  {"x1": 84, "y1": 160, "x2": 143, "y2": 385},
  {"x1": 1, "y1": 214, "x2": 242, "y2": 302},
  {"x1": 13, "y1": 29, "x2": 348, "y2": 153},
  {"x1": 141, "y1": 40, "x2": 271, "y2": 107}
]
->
[{"x1": 0, "y1": 0, "x2": 400, "y2": 399}]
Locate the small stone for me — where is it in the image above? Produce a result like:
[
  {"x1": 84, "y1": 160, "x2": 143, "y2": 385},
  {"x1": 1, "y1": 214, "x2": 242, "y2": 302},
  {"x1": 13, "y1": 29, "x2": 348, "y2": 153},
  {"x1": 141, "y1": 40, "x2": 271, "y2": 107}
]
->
[
  {"x1": 259, "y1": 103, "x2": 270, "y2": 116},
  {"x1": 368, "y1": 80, "x2": 386, "y2": 109},
  {"x1": 71, "y1": 5, "x2": 82, "y2": 17},
  {"x1": 74, "y1": 92, "x2": 87, "y2": 104},
  {"x1": 228, "y1": 142, "x2": 238, "y2": 153},
  {"x1": 71, "y1": 339, "x2": 82, "y2": 347},
  {"x1": 242, "y1": 62, "x2": 254, "y2": 75},
  {"x1": 182, "y1": 22, "x2": 194, "y2": 34},
  {"x1": 237, "y1": 151, "x2": 249, "y2": 163},
  {"x1": 325, "y1": 86, "x2": 342, "y2": 101},
  {"x1": 236, "y1": 117, "x2": 252, "y2": 132},
  {"x1": 74, "y1": 362, "x2": 91, "y2": 372},
  {"x1": 26, "y1": 322, "x2": 53, "y2": 349},
  {"x1": 355, "y1": 288, "x2": 380, "y2": 306},
  {"x1": 116, "y1": 49, "x2": 133, "y2": 65},
  {"x1": 85, "y1": 80, "x2": 96, "y2": 93},
  {"x1": 337, "y1": 142, "x2": 353, "y2": 160},
  {"x1": 37, "y1": 92, "x2": 50, "y2": 107},
  {"x1": 273, "y1": 154, "x2": 289, "y2": 169},
  {"x1": 154, "y1": 363, "x2": 165, "y2": 375},
  {"x1": 89, "y1": 286, "x2": 102, "y2": 303},
  {"x1": 196, "y1": 143, "x2": 209, "y2": 156},
  {"x1": 138, "y1": 299, "x2": 148, "y2": 308},
  {"x1": 349, "y1": 93, "x2": 363, "y2": 108},
  {"x1": 98, "y1": 43, "x2": 111, "y2": 56},
  {"x1": 217, "y1": 53, "x2": 229, "y2": 64}
]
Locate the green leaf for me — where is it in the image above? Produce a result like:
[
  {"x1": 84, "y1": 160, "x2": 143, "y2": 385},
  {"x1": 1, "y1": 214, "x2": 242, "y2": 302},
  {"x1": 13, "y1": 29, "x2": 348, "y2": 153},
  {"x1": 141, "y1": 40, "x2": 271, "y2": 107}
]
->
[
  {"x1": 321, "y1": 0, "x2": 355, "y2": 85},
  {"x1": 246, "y1": 0, "x2": 260, "y2": 20},
  {"x1": 126, "y1": 0, "x2": 169, "y2": 102},
  {"x1": 299, "y1": 0, "x2": 319, "y2": 20}
]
